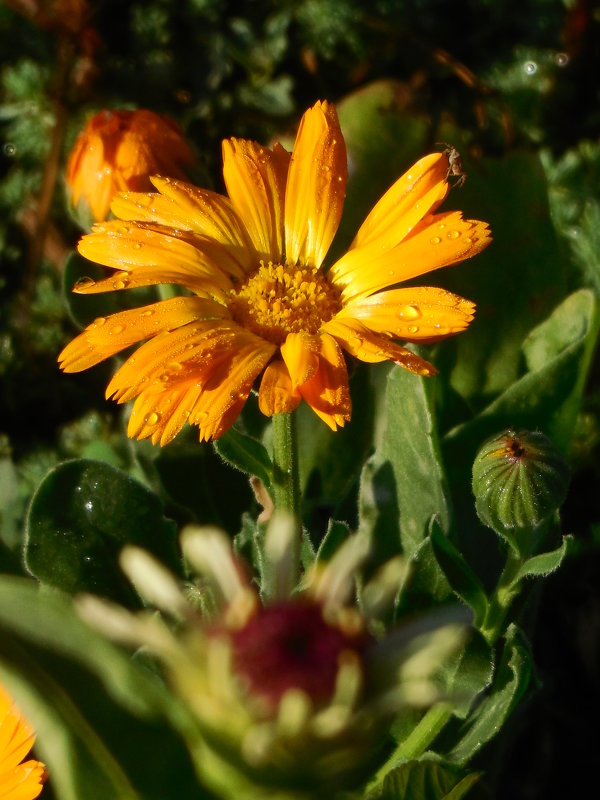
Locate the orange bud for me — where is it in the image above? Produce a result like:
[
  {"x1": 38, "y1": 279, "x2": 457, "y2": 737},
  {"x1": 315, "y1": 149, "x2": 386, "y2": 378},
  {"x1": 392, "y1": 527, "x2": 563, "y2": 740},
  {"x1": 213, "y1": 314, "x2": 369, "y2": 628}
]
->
[{"x1": 65, "y1": 109, "x2": 196, "y2": 224}]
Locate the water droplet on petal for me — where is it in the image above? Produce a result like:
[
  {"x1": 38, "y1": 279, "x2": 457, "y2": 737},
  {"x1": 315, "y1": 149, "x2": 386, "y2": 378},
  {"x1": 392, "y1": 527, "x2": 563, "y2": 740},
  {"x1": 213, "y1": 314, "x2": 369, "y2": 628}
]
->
[
  {"x1": 447, "y1": 230, "x2": 460, "y2": 240},
  {"x1": 166, "y1": 361, "x2": 183, "y2": 372},
  {"x1": 430, "y1": 236, "x2": 442, "y2": 245},
  {"x1": 74, "y1": 277, "x2": 96, "y2": 290},
  {"x1": 133, "y1": 241, "x2": 142, "y2": 250},
  {"x1": 140, "y1": 309, "x2": 154, "y2": 317},
  {"x1": 463, "y1": 236, "x2": 473, "y2": 244},
  {"x1": 398, "y1": 304, "x2": 421, "y2": 320},
  {"x1": 408, "y1": 325, "x2": 419, "y2": 334},
  {"x1": 93, "y1": 317, "x2": 106, "y2": 327},
  {"x1": 111, "y1": 324, "x2": 125, "y2": 335},
  {"x1": 145, "y1": 411, "x2": 160, "y2": 425}
]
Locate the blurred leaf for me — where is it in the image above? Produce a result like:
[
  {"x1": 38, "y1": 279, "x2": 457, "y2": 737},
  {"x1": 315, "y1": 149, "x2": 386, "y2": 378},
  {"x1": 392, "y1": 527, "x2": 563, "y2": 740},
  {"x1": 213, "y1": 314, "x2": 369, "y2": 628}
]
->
[
  {"x1": 369, "y1": 758, "x2": 480, "y2": 800},
  {"x1": 448, "y1": 624, "x2": 532, "y2": 765},
  {"x1": 436, "y1": 146, "x2": 569, "y2": 406},
  {"x1": 0, "y1": 577, "x2": 204, "y2": 800},
  {"x1": 24, "y1": 459, "x2": 180, "y2": 603},
  {"x1": 359, "y1": 368, "x2": 450, "y2": 565},
  {"x1": 430, "y1": 522, "x2": 489, "y2": 627},
  {"x1": 513, "y1": 534, "x2": 572, "y2": 584},
  {"x1": 214, "y1": 426, "x2": 273, "y2": 488}
]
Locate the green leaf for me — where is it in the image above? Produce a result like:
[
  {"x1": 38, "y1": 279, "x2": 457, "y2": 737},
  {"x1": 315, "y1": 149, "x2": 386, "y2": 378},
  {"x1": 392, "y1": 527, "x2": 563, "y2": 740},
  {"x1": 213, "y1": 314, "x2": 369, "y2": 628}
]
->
[
  {"x1": 430, "y1": 522, "x2": 489, "y2": 627},
  {"x1": 315, "y1": 518, "x2": 352, "y2": 563},
  {"x1": 359, "y1": 368, "x2": 450, "y2": 563},
  {"x1": 513, "y1": 534, "x2": 572, "y2": 584},
  {"x1": 370, "y1": 758, "x2": 480, "y2": 800},
  {"x1": 295, "y1": 365, "x2": 375, "y2": 526},
  {"x1": 24, "y1": 459, "x2": 180, "y2": 603},
  {"x1": 214, "y1": 426, "x2": 273, "y2": 488},
  {"x1": 438, "y1": 631, "x2": 494, "y2": 720},
  {"x1": 0, "y1": 577, "x2": 203, "y2": 800},
  {"x1": 396, "y1": 536, "x2": 453, "y2": 616},
  {"x1": 448, "y1": 624, "x2": 532, "y2": 765}
]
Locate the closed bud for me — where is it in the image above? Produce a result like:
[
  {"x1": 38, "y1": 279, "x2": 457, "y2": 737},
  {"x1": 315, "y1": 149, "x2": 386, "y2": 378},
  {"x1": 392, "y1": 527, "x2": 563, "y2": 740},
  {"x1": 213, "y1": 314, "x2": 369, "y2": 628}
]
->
[
  {"x1": 65, "y1": 109, "x2": 196, "y2": 225},
  {"x1": 472, "y1": 430, "x2": 569, "y2": 545}
]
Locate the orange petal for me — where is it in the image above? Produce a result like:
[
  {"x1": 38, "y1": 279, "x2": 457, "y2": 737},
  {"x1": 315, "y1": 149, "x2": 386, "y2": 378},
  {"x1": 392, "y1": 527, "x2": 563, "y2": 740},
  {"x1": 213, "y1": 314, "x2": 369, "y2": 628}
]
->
[
  {"x1": 324, "y1": 317, "x2": 437, "y2": 375},
  {"x1": 347, "y1": 152, "x2": 449, "y2": 252},
  {"x1": 337, "y1": 286, "x2": 475, "y2": 342},
  {"x1": 189, "y1": 339, "x2": 276, "y2": 441},
  {"x1": 284, "y1": 101, "x2": 347, "y2": 269},
  {"x1": 127, "y1": 379, "x2": 204, "y2": 445},
  {"x1": 77, "y1": 221, "x2": 234, "y2": 297},
  {"x1": 111, "y1": 184, "x2": 254, "y2": 278},
  {"x1": 105, "y1": 320, "x2": 241, "y2": 402},
  {"x1": 331, "y1": 210, "x2": 491, "y2": 303},
  {"x1": 280, "y1": 331, "x2": 322, "y2": 389},
  {"x1": 222, "y1": 139, "x2": 290, "y2": 264},
  {"x1": 258, "y1": 359, "x2": 301, "y2": 416},
  {"x1": 112, "y1": 178, "x2": 254, "y2": 269},
  {"x1": 58, "y1": 296, "x2": 229, "y2": 372},
  {"x1": 298, "y1": 333, "x2": 351, "y2": 430}
]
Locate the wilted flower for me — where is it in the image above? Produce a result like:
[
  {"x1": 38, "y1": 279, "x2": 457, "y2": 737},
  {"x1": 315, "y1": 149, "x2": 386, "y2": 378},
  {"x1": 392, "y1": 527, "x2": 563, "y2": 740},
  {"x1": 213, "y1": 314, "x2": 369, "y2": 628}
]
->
[
  {"x1": 65, "y1": 109, "x2": 196, "y2": 223},
  {"x1": 0, "y1": 682, "x2": 46, "y2": 800},
  {"x1": 59, "y1": 101, "x2": 491, "y2": 443},
  {"x1": 78, "y1": 518, "x2": 467, "y2": 798}
]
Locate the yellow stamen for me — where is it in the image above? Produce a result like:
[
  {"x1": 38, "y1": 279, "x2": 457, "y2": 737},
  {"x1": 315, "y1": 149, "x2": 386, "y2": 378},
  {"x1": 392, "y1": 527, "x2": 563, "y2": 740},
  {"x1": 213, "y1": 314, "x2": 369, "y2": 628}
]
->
[{"x1": 229, "y1": 260, "x2": 341, "y2": 345}]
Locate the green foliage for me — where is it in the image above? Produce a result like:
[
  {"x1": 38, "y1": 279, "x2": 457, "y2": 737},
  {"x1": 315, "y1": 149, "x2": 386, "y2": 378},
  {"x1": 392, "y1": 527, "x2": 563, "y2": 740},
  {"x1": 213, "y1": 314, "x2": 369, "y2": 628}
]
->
[{"x1": 2, "y1": 1, "x2": 600, "y2": 798}]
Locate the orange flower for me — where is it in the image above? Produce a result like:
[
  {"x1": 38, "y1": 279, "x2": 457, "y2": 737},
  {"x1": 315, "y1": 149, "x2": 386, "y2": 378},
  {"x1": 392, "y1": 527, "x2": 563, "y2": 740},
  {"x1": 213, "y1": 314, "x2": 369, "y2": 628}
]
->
[
  {"x1": 65, "y1": 109, "x2": 196, "y2": 223},
  {"x1": 0, "y1": 684, "x2": 46, "y2": 800},
  {"x1": 59, "y1": 101, "x2": 491, "y2": 443}
]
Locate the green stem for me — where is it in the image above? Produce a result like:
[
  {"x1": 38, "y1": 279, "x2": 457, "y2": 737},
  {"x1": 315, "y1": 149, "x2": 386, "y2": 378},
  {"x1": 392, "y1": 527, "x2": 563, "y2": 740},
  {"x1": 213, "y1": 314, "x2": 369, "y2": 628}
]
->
[
  {"x1": 271, "y1": 411, "x2": 302, "y2": 575},
  {"x1": 480, "y1": 548, "x2": 524, "y2": 645},
  {"x1": 372, "y1": 702, "x2": 453, "y2": 784}
]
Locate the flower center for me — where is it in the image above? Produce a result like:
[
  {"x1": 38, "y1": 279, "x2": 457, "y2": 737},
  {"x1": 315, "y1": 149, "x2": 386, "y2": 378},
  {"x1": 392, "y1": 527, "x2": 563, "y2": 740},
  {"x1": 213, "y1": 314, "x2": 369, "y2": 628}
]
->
[
  {"x1": 231, "y1": 601, "x2": 369, "y2": 706},
  {"x1": 229, "y1": 261, "x2": 341, "y2": 345}
]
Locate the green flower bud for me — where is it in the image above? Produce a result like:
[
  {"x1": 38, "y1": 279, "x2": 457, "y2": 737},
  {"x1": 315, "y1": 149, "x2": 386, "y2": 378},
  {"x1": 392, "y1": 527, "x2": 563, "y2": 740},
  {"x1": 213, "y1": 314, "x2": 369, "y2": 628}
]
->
[{"x1": 472, "y1": 430, "x2": 569, "y2": 546}]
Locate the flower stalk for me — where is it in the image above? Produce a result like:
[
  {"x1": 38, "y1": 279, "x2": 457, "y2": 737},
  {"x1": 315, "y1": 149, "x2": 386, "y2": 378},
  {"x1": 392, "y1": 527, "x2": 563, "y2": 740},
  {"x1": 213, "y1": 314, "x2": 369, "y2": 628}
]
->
[{"x1": 271, "y1": 411, "x2": 302, "y2": 585}]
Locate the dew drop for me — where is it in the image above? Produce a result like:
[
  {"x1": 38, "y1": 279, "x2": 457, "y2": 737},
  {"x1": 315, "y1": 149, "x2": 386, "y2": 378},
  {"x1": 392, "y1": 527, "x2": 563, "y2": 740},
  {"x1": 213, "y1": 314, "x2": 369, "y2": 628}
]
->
[
  {"x1": 463, "y1": 236, "x2": 473, "y2": 244},
  {"x1": 133, "y1": 242, "x2": 142, "y2": 250},
  {"x1": 447, "y1": 230, "x2": 460, "y2": 240},
  {"x1": 398, "y1": 304, "x2": 421, "y2": 320},
  {"x1": 555, "y1": 52, "x2": 569, "y2": 67},
  {"x1": 93, "y1": 316, "x2": 106, "y2": 327},
  {"x1": 3, "y1": 142, "x2": 16, "y2": 157},
  {"x1": 145, "y1": 411, "x2": 160, "y2": 425},
  {"x1": 111, "y1": 324, "x2": 125, "y2": 335},
  {"x1": 524, "y1": 61, "x2": 537, "y2": 75},
  {"x1": 166, "y1": 361, "x2": 183, "y2": 372},
  {"x1": 408, "y1": 325, "x2": 419, "y2": 334},
  {"x1": 429, "y1": 236, "x2": 442, "y2": 245},
  {"x1": 74, "y1": 276, "x2": 96, "y2": 290},
  {"x1": 140, "y1": 309, "x2": 154, "y2": 317},
  {"x1": 113, "y1": 279, "x2": 127, "y2": 289}
]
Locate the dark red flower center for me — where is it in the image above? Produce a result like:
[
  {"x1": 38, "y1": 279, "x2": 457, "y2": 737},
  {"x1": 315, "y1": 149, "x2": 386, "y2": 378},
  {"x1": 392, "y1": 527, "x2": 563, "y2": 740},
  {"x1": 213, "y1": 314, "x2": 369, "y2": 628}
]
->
[{"x1": 231, "y1": 601, "x2": 368, "y2": 706}]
